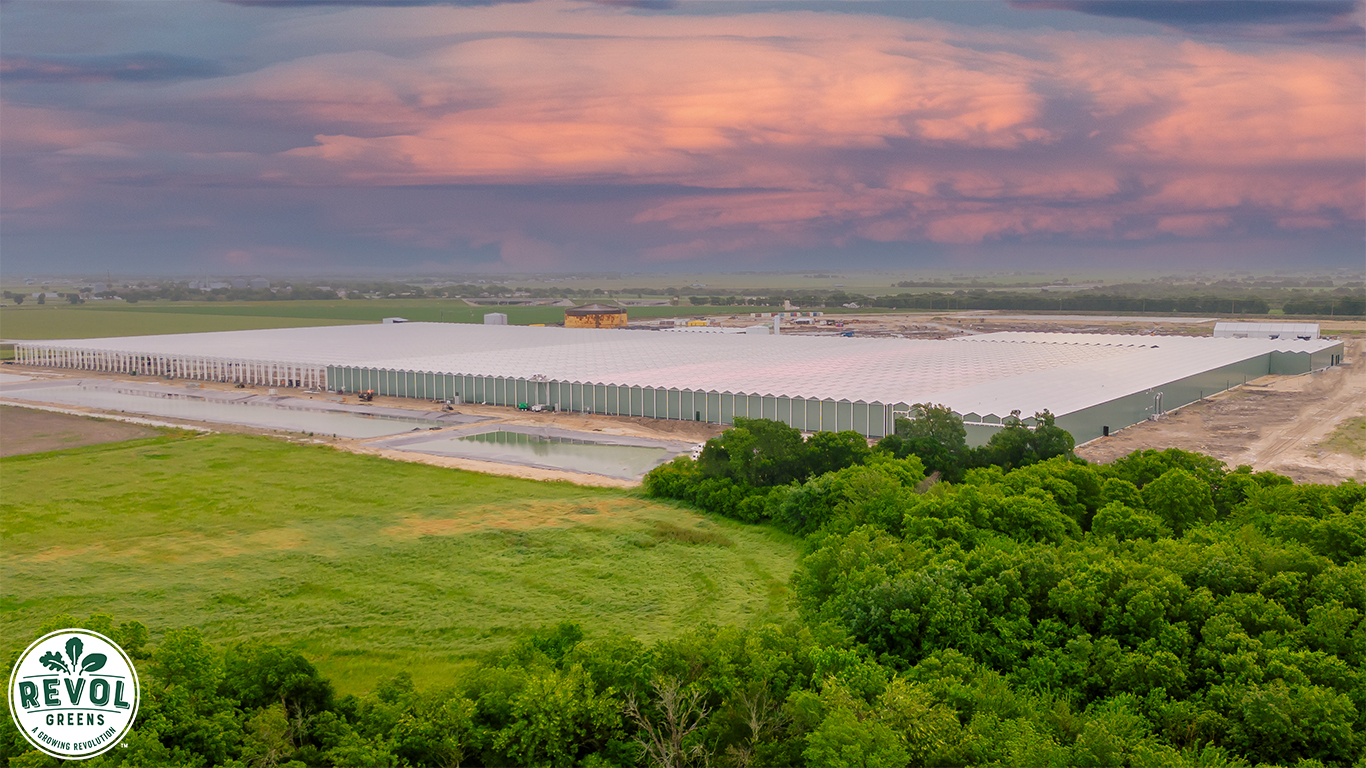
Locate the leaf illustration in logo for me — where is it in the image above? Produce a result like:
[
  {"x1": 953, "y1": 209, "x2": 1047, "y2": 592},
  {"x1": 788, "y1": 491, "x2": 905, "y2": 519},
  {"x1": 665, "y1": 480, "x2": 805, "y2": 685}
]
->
[
  {"x1": 80, "y1": 653, "x2": 107, "y2": 674},
  {"x1": 39, "y1": 651, "x2": 71, "y2": 674},
  {"x1": 65, "y1": 636, "x2": 83, "y2": 669}
]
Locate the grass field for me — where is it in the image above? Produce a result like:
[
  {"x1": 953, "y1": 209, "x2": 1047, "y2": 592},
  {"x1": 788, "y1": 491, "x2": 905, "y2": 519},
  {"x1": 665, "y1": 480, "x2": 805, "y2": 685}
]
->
[
  {"x1": 0, "y1": 433, "x2": 799, "y2": 693},
  {"x1": 1319, "y1": 416, "x2": 1366, "y2": 457},
  {"x1": 0, "y1": 307, "x2": 359, "y2": 340},
  {"x1": 0, "y1": 300, "x2": 891, "y2": 340}
]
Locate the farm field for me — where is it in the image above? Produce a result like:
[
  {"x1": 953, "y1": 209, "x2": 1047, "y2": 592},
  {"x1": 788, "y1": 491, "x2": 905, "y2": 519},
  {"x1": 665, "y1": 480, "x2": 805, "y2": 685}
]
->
[
  {"x1": 0, "y1": 431, "x2": 799, "y2": 693},
  {"x1": 77, "y1": 299, "x2": 869, "y2": 322},
  {"x1": 0, "y1": 300, "x2": 895, "y2": 340},
  {"x1": 0, "y1": 306, "x2": 357, "y2": 340}
]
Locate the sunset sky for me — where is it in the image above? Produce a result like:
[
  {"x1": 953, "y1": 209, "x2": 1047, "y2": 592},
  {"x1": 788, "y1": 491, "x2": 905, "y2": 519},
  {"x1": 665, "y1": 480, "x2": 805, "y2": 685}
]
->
[{"x1": 2, "y1": 0, "x2": 1363, "y2": 274}]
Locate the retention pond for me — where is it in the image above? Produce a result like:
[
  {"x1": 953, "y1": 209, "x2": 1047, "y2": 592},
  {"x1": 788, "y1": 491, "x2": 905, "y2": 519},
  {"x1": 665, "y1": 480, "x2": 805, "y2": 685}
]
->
[{"x1": 376, "y1": 426, "x2": 694, "y2": 480}]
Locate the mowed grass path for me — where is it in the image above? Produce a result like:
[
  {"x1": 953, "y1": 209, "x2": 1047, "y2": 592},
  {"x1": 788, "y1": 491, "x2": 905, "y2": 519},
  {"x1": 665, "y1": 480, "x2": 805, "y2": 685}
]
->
[{"x1": 1, "y1": 434, "x2": 798, "y2": 692}]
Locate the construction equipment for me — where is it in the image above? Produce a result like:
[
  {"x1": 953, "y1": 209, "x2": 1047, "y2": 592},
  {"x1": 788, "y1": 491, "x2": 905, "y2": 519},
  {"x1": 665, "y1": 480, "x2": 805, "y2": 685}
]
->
[{"x1": 358, "y1": 390, "x2": 376, "y2": 402}]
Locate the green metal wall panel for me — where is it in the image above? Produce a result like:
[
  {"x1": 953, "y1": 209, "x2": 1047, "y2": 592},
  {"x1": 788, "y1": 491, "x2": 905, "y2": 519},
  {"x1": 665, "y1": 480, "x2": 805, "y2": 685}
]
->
[
  {"x1": 1057, "y1": 354, "x2": 1272, "y2": 444},
  {"x1": 821, "y1": 400, "x2": 837, "y2": 431},
  {"x1": 867, "y1": 403, "x2": 887, "y2": 438},
  {"x1": 853, "y1": 402, "x2": 868, "y2": 435}
]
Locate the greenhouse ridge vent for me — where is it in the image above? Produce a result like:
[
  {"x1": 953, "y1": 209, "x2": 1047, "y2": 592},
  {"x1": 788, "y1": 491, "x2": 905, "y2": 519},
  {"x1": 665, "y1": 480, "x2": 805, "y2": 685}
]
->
[{"x1": 14, "y1": 322, "x2": 1342, "y2": 444}]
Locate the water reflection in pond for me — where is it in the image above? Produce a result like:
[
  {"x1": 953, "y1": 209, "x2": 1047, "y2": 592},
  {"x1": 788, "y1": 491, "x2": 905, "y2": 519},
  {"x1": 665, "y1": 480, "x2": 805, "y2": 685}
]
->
[{"x1": 395, "y1": 429, "x2": 674, "y2": 479}]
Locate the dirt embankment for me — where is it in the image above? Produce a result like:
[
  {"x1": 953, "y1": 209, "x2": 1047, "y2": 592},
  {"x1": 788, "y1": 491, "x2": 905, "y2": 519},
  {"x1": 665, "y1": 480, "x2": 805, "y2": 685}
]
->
[
  {"x1": 0, "y1": 405, "x2": 161, "y2": 456},
  {"x1": 1077, "y1": 338, "x2": 1365, "y2": 484}
]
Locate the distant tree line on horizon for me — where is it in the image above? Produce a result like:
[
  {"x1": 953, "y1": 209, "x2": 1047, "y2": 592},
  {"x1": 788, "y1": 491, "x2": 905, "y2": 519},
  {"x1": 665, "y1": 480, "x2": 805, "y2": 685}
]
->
[
  {"x1": 7, "y1": 281, "x2": 1362, "y2": 317},
  {"x1": 684, "y1": 291, "x2": 1363, "y2": 317}
]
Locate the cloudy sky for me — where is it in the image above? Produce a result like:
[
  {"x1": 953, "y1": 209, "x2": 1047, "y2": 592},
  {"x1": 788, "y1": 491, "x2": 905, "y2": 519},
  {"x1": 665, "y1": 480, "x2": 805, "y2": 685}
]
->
[{"x1": 2, "y1": 0, "x2": 1362, "y2": 274}]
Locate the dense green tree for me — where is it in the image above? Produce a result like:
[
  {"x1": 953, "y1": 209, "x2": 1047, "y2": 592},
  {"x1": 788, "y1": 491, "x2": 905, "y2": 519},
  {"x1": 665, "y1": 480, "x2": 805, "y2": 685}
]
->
[
  {"x1": 1141, "y1": 468, "x2": 1217, "y2": 535},
  {"x1": 698, "y1": 417, "x2": 808, "y2": 487},
  {"x1": 894, "y1": 403, "x2": 968, "y2": 453},
  {"x1": 806, "y1": 430, "x2": 872, "y2": 477},
  {"x1": 974, "y1": 411, "x2": 1075, "y2": 470}
]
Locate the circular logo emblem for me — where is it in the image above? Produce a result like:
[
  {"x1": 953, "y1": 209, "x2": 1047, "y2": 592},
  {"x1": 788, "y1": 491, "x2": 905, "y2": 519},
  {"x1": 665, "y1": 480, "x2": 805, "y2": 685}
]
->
[{"x1": 8, "y1": 629, "x2": 140, "y2": 760}]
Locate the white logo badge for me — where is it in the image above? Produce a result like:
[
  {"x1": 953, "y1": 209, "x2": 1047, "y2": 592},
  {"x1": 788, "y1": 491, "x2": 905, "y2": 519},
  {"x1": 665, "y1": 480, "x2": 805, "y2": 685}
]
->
[{"x1": 8, "y1": 629, "x2": 140, "y2": 760}]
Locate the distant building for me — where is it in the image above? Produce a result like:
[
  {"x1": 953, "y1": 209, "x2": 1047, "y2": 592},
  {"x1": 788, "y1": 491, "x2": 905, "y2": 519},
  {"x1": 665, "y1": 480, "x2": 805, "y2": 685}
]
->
[
  {"x1": 231, "y1": 278, "x2": 248, "y2": 289},
  {"x1": 484, "y1": 313, "x2": 508, "y2": 326},
  {"x1": 564, "y1": 303, "x2": 627, "y2": 329},
  {"x1": 1213, "y1": 322, "x2": 1318, "y2": 340},
  {"x1": 249, "y1": 278, "x2": 271, "y2": 289}
]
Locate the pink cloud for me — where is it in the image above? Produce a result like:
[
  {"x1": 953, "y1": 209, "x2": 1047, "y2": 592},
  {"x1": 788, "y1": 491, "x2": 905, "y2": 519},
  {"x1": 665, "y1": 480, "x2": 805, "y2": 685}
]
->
[
  {"x1": 1156, "y1": 213, "x2": 1234, "y2": 237},
  {"x1": 7, "y1": 1, "x2": 1363, "y2": 262}
]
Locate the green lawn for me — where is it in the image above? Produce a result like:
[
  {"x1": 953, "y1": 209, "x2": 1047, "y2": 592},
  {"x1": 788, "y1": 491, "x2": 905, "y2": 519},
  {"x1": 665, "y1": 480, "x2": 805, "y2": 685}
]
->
[{"x1": 0, "y1": 434, "x2": 798, "y2": 693}]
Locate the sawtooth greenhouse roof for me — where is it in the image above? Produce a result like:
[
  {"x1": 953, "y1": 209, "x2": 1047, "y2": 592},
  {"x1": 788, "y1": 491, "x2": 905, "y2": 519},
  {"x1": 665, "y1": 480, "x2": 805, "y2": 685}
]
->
[{"x1": 16, "y1": 322, "x2": 1339, "y2": 421}]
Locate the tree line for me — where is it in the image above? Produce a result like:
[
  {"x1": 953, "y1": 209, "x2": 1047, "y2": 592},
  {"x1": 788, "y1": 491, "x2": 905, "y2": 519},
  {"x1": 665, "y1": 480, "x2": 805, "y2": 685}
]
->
[{"x1": 3, "y1": 411, "x2": 1362, "y2": 766}]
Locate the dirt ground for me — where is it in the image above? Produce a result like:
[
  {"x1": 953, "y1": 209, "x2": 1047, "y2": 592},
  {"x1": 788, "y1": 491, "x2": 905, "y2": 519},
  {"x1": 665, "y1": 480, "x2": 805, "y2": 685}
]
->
[
  {"x1": 351, "y1": 447, "x2": 641, "y2": 488},
  {"x1": 702, "y1": 309, "x2": 1226, "y2": 339},
  {"x1": 707, "y1": 310, "x2": 1364, "y2": 342},
  {"x1": 1077, "y1": 337, "x2": 1365, "y2": 484},
  {"x1": 0, "y1": 404, "x2": 160, "y2": 457}
]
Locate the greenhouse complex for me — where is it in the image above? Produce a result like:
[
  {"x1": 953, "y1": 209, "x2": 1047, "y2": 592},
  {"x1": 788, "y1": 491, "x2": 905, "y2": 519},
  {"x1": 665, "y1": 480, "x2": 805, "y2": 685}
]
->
[{"x1": 14, "y1": 323, "x2": 1342, "y2": 444}]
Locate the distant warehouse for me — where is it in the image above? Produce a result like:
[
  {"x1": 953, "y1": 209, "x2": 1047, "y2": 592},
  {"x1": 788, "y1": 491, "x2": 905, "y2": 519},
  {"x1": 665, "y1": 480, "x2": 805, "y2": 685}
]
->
[
  {"x1": 1213, "y1": 322, "x2": 1318, "y2": 340},
  {"x1": 14, "y1": 323, "x2": 1342, "y2": 444}
]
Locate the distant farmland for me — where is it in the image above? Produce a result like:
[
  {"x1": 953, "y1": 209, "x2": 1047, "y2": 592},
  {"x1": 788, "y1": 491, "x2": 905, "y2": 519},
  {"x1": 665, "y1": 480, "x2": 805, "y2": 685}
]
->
[
  {"x1": 0, "y1": 300, "x2": 828, "y2": 340},
  {"x1": 0, "y1": 431, "x2": 798, "y2": 693},
  {"x1": 0, "y1": 307, "x2": 357, "y2": 340}
]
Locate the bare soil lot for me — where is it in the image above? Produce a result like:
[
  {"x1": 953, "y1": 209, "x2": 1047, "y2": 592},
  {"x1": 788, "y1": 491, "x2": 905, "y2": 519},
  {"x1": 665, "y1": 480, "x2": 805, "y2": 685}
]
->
[
  {"x1": 1077, "y1": 338, "x2": 1365, "y2": 484},
  {"x1": 0, "y1": 405, "x2": 160, "y2": 456}
]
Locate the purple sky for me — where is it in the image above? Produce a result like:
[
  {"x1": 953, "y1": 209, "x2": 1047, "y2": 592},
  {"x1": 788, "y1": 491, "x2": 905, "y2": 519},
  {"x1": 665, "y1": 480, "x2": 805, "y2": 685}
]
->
[{"x1": 2, "y1": 0, "x2": 1363, "y2": 275}]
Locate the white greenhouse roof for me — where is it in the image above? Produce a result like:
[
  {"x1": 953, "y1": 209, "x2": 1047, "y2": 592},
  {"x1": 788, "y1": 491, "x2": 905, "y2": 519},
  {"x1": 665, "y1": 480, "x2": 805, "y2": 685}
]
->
[
  {"x1": 19, "y1": 323, "x2": 1339, "y2": 421},
  {"x1": 1213, "y1": 322, "x2": 1319, "y2": 337}
]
